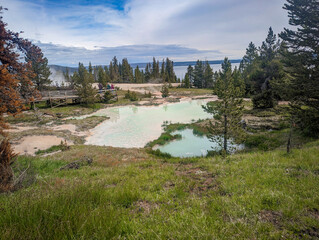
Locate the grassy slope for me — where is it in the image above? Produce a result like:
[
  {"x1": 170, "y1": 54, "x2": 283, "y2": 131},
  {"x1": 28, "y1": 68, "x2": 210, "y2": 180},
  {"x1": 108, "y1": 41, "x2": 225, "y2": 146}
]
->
[{"x1": 1, "y1": 143, "x2": 319, "y2": 239}]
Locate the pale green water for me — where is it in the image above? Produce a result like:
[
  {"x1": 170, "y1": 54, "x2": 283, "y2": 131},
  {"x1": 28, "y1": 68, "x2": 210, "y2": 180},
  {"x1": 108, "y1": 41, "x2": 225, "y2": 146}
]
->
[
  {"x1": 154, "y1": 129, "x2": 244, "y2": 158},
  {"x1": 85, "y1": 99, "x2": 212, "y2": 148}
]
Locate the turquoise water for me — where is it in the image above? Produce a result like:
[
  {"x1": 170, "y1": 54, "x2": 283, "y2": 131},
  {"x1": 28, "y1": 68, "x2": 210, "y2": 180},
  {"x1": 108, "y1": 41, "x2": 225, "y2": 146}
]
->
[
  {"x1": 154, "y1": 129, "x2": 244, "y2": 158},
  {"x1": 85, "y1": 99, "x2": 212, "y2": 148}
]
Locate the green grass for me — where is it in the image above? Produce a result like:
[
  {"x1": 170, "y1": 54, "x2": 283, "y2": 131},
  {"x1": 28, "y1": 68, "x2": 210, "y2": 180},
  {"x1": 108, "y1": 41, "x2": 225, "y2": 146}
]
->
[
  {"x1": 243, "y1": 129, "x2": 314, "y2": 152},
  {"x1": 146, "y1": 132, "x2": 182, "y2": 148},
  {"x1": 35, "y1": 145, "x2": 63, "y2": 155},
  {"x1": 1, "y1": 143, "x2": 319, "y2": 239}
]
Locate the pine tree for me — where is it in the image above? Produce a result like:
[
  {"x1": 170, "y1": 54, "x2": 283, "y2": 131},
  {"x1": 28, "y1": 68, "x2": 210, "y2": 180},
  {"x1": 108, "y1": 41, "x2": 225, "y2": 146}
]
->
[
  {"x1": 145, "y1": 63, "x2": 151, "y2": 82},
  {"x1": 0, "y1": 6, "x2": 39, "y2": 135},
  {"x1": 0, "y1": 6, "x2": 42, "y2": 191},
  {"x1": 73, "y1": 63, "x2": 96, "y2": 105},
  {"x1": 140, "y1": 70, "x2": 145, "y2": 83},
  {"x1": 203, "y1": 58, "x2": 244, "y2": 156},
  {"x1": 204, "y1": 61, "x2": 214, "y2": 88},
  {"x1": 240, "y1": 42, "x2": 258, "y2": 96},
  {"x1": 25, "y1": 45, "x2": 51, "y2": 91},
  {"x1": 160, "y1": 60, "x2": 165, "y2": 80},
  {"x1": 121, "y1": 58, "x2": 134, "y2": 83},
  {"x1": 165, "y1": 58, "x2": 175, "y2": 83},
  {"x1": 161, "y1": 83, "x2": 169, "y2": 98},
  {"x1": 183, "y1": 73, "x2": 190, "y2": 88},
  {"x1": 88, "y1": 62, "x2": 93, "y2": 75},
  {"x1": 156, "y1": 60, "x2": 160, "y2": 78},
  {"x1": 111, "y1": 56, "x2": 120, "y2": 82},
  {"x1": 279, "y1": 0, "x2": 319, "y2": 137},
  {"x1": 193, "y1": 60, "x2": 204, "y2": 88},
  {"x1": 151, "y1": 57, "x2": 158, "y2": 78},
  {"x1": 104, "y1": 66, "x2": 111, "y2": 83},
  {"x1": 63, "y1": 67, "x2": 74, "y2": 89},
  {"x1": 134, "y1": 66, "x2": 143, "y2": 83},
  {"x1": 232, "y1": 67, "x2": 245, "y2": 97},
  {"x1": 251, "y1": 27, "x2": 284, "y2": 109},
  {"x1": 109, "y1": 62, "x2": 114, "y2": 82},
  {"x1": 187, "y1": 65, "x2": 194, "y2": 87},
  {"x1": 97, "y1": 66, "x2": 106, "y2": 87}
]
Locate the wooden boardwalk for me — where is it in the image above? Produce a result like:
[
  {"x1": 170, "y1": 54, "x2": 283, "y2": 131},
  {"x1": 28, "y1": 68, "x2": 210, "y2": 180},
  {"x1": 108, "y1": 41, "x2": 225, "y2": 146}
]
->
[{"x1": 34, "y1": 89, "x2": 117, "y2": 108}]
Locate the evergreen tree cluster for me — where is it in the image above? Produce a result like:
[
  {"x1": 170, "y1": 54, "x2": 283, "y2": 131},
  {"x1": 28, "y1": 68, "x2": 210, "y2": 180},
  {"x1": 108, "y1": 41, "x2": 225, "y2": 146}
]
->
[
  {"x1": 238, "y1": 0, "x2": 319, "y2": 137},
  {"x1": 239, "y1": 27, "x2": 286, "y2": 109},
  {"x1": 279, "y1": 0, "x2": 319, "y2": 137},
  {"x1": 81, "y1": 57, "x2": 177, "y2": 85},
  {"x1": 72, "y1": 63, "x2": 96, "y2": 105},
  {"x1": 182, "y1": 60, "x2": 215, "y2": 88}
]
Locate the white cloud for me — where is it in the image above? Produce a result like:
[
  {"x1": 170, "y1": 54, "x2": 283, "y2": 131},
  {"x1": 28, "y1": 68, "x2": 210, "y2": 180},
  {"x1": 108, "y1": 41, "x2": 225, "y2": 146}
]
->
[
  {"x1": 1, "y1": 0, "x2": 289, "y2": 64},
  {"x1": 37, "y1": 42, "x2": 222, "y2": 66}
]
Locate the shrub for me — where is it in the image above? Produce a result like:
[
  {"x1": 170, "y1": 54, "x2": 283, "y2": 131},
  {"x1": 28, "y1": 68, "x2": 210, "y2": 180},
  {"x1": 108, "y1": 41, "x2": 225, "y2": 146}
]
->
[
  {"x1": 0, "y1": 139, "x2": 17, "y2": 192},
  {"x1": 245, "y1": 134, "x2": 281, "y2": 151},
  {"x1": 124, "y1": 90, "x2": 138, "y2": 101},
  {"x1": 143, "y1": 91, "x2": 152, "y2": 98},
  {"x1": 161, "y1": 84, "x2": 169, "y2": 98},
  {"x1": 148, "y1": 149, "x2": 172, "y2": 158},
  {"x1": 252, "y1": 90, "x2": 276, "y2": 109},
  {"x1": 103, "y1": 91, "x2": 113, "y2": 103},
  {"x1": 296, "y1": 108, "x2": 319, "y2": 138}
]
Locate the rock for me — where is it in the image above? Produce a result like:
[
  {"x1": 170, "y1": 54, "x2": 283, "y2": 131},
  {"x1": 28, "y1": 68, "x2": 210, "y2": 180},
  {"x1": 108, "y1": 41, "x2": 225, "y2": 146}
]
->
[{"x1": 60, "y1": 156, "x2": 93, "y2": 171}]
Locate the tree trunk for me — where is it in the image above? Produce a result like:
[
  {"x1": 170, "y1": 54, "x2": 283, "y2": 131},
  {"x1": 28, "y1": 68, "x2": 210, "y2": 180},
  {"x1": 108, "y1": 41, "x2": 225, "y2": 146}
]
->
[{"x1": 224, "y1": 114, "x2": 228, "y2": 154}]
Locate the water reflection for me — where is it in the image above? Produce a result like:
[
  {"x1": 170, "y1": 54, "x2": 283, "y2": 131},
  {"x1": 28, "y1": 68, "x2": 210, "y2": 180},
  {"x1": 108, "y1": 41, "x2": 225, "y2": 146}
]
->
[{"x1": 155, "y1": 129, "x2": 244, "y2": 158}]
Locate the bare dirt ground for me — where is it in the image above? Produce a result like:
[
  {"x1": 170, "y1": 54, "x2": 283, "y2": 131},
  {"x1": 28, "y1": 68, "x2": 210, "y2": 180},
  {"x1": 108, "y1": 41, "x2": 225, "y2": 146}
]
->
[
  {"x1": 49, "y1": 124, "x2": 88, "y2": 137},
  {"x1": 5, "y1": 125, "x2": 37, "y2": 133},
  {"x1": 13, "y1": 135, "x2": 73, "y2": 156},
  {"x1": 113, "y1": 83, "x2": 180, "y2": 97}
]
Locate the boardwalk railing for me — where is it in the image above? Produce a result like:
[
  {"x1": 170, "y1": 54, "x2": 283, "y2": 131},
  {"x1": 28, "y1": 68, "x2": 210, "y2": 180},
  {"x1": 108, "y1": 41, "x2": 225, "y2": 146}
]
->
[{"x1": 34, "y1": 89, "x2": 117, "y2": 108}]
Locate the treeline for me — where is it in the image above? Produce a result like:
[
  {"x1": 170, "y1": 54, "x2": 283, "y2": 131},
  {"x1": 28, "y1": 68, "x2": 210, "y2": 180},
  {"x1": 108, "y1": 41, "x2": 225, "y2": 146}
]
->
[
  {"x1": 181, "y1": 26, "x2": 295, "y2": 109},
  {"x1": 203, "y1": 0, "x2": 319, "y2": 139},
  {"x1": 65, "y1": 57, "x2": 177, "y2": 87},
  {"x1": 182, "y1": 60, "x2": 243, "y2": 90}
]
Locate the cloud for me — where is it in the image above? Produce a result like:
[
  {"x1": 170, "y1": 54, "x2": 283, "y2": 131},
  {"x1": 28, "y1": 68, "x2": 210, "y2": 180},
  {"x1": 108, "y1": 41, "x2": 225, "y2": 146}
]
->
[
  {"x1": 36, "y1": 42, "x2": 221, "y2": 66},
  {"x1": 2, "y1": 0, "x2": 289, "y2": 65}
]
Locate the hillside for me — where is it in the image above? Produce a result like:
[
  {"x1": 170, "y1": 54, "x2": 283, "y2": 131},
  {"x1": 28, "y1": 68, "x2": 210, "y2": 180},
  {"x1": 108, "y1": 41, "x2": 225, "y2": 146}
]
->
[{"x1": 1, "y1": 142, "x2": 318, "y2": 239}]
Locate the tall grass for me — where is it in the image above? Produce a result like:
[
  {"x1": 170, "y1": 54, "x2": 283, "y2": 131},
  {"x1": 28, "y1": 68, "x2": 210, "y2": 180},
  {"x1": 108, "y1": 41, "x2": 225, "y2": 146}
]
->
[{"x1": 1, "y1": 143, "x2": 319, "y2": 239}]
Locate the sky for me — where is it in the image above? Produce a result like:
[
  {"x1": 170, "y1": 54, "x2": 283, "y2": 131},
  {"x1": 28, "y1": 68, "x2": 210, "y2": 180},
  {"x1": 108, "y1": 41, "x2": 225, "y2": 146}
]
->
[{"x1": 1, "y1": 0, "x2": 289, "y2": 66}]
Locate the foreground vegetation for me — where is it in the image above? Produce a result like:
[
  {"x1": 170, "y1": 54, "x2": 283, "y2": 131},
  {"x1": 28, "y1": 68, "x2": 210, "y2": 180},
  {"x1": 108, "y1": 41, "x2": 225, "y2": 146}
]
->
[{"x1": 1, "y1": 143, "x2": 319, "y2": 239}]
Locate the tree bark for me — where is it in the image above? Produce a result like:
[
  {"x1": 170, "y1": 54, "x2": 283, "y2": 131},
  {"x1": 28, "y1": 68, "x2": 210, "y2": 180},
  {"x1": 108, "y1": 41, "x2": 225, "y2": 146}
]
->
[{"x1": 224, "y1": 114, "x2": 228, "y2": 154}]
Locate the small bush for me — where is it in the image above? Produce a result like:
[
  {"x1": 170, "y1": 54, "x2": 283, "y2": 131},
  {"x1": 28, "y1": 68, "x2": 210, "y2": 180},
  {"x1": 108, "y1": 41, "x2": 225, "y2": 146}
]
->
[
  {"x1": 143, "y1": 91, "x2": 152, "y2": 98},
  {"x1": 296, "y1": 108, "x2": 319, "y2": 138},
  {"x1": 35, "y1": 140, "x2": 70, "y2": 155},
  {"x1": 252, "y1": 90, "x2": 276, "y2": 109},
  {"x1": 245, "y1": 134, "x2": 281, "y2": 151},
  {"x1": 148, "y1": 149, "x2": 172, "y2": 158},
  {"x1": 124, "y1": 90, "x2": 138, "y2": 101},
  {"x1": 161, "y1": 84, "x2": 169, "y2": 98},
  {"x1": 103, "y1": 91, "x2": 113, "y2": 103},
  {"x1": 146, "y1": 133, "x2": 181, "y2": 147}
]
